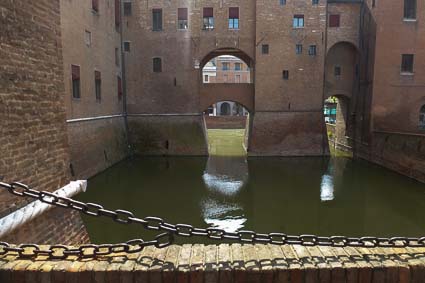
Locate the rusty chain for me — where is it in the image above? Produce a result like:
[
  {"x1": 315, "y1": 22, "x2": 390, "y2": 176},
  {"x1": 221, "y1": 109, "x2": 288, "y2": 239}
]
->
[{"x1": 1, "y1": 181, "x2": 425, "y2": 260}]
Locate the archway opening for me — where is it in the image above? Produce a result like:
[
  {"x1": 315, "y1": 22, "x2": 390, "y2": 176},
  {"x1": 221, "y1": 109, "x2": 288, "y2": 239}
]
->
[
  {"x1": 324, "y1": 95, "x2": 352, "y2": 157},
  {"x1": 203, "y1": 101, "x2": 250, "y2": 157}
]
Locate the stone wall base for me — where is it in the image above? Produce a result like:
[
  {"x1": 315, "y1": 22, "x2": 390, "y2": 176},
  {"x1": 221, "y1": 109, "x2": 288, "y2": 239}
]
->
[
  {"x1": 128, "y1": 115, "x2": 208, "y2": 156},
  {"x1": 249, "y1": 111, "x2": 326, "y2": 156},
  {"x1": 67, "y1": 117, "x2": 129, "y2": 179},
  {"x1": 356, "y1": 132, "x2": 425, "y2": 183}
]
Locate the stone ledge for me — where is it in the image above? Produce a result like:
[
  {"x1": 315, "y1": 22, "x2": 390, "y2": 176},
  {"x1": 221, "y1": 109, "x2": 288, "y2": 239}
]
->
[{"x1": 1, "y1": 244, "x2": 425, "y2": 282}]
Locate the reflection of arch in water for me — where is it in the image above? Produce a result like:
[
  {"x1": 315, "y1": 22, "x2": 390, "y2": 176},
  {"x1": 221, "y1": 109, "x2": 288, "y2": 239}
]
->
[
  {"x1": 202, "y1": 156, "x2": 248, "y2": 196},
  {"x1": 201, "y1": 198, "x2": 247, "y2": 233}
]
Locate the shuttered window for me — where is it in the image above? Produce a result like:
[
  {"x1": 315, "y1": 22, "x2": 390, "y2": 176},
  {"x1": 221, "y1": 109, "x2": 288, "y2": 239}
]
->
[
  {"x1": 203, "y1": 7, "x2": 214, "y2": 30},
  {"x1": 178, "y1": 8, "x2": 188, "y2": 29},
  {"x1": 92, "y1": 0, "x2": 99, "y2": 12},
  {"x1": 329, "y1": 15, "x2": 340, "y2": 27},
  {"x1": 229, "y1": 7, "x2": 239, "y2": 29}
]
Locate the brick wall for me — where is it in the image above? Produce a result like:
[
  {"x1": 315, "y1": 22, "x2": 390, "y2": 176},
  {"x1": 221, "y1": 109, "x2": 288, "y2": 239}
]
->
[
  {"x1": 0, "y1": 0, "x2": 70, "y2": 217},
  {"x1": 0, "y1": 0, "x2": 89, "y2": 244}
]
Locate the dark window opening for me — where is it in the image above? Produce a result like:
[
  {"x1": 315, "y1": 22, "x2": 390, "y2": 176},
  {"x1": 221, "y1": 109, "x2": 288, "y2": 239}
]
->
[
  {"x1": 117, "y1": 76, "x2": 122, "y2": 100},
  {"x1": 329, "y1": 14, "x2": 340, "y2": 27},
  {"x1": 420, "y1": 105, "x2": 425, "y2": 130},
  {"x1": 71, "y1": 65, "x2": 80, "y2": 99},
  {"x1": 262, "y1": 44, "x2": 269, "y2": 54},
  {"x1": 153, "y1": 9, "x2": 163, "y2": 31},
  {"x1": 124, "y1": 1, "x2": 132, "y2": 16},
  {"x1": 95, "y1": 71, "x2": 101, "y2": 101},
  {"x1": 404, "y1": 0, "x2": 416, "y2": 19},
  {"x1": 309, "y1": 45, "x2": 317, "y2": 56},
  {"x1": 334, "y1": 66, "x2": 341, "y2": 77},
  {"x1": 312, "y1": 0, "x2": 319, "y2": 4},
  {"x1": 229, "y1": 7, "x2": 239, "y2": 29},
  {"x1": 153, "y1": 57, "x2": 162, "y2": 72},
  {"x1": 280, "y1": 0, "x2": 286, "y2": 5},
  {"x1": 235, "y1": 63, "x2": 242, "y2": 71},
  {"x1": 293, "y1": 15, "x2": 304, "y2": 28},
  {"x1": 115, "y1": 0, "x2": 120, "y2": 26},
  {"x1": 92, "y1": 0, "x2": 99, "y2": 12},
  {"x1": 124, "y1": 41, "x2": 131, "y2": 52},
  {"x1": 203, "y1": 7, "x2": 214, "y2": 30},
  {"x1": 283, "y1": 70, "x2": 289, "y2": 80},
  {"x1": 296, "y1": 44, "x2": 303, "y2": 54},
  {"x1": 401, "y1": 54, "x2": 414, "y2": 73},
  {"x1": 178, "y1": 8, "x2": 188, "y2": 30}
]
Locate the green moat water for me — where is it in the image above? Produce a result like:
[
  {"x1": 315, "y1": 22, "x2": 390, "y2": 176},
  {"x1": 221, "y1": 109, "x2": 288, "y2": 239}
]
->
[{"x1": 76, "y1": 130, "x2": 425, "y2": 244}]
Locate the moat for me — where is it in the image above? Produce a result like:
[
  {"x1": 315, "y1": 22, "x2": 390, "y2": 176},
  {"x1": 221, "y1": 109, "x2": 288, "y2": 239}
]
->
[{"x1": 76, "y1": 154, "x2": 425, "y2": 244}]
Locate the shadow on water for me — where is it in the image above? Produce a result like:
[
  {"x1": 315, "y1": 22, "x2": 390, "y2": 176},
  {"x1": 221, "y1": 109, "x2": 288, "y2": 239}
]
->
[{"x1": 75, "y1": 154, "x2": 425, "y2": 244}]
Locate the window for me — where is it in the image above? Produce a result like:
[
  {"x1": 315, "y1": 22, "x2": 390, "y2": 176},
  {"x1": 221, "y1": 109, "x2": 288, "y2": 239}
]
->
[
  {"x1": 153, "y1": 57, "x2": 162, "y2": 72},
  {"x1": 204, "y1": 75, "x2": 209, "y2": 83},
  {"x1": 280, "y1": 0, "x2": 286, "y2": 5},
  {"x1": 229, "y1": 7, "x2": 239, "y2": 29},
  {"x1": 401, "y1": 54, "x2": 414, "y2": 73},
  {"x1": 372, "y1": 0, "x2": 376, "y2": 8},
  {"x1": 283, "y1": 70, "x2": 289, "y2": 80},
  {"x1": 178, "y1": 8, "x2": 188, "y2": 30},
  {"x1": 92, "y1": 0, "x2": 99, "y2": 12},
  {"x1": 293, "y1": 15, "x2": 304, "y2": 28},
  {"x1": 152, "y1": 9, "x2": 163, "y2": 31},
  {"x1": 222, "y1": 62, "x2": 230, "y2": 71},
  {"x1": 329, "y1": 14, "x2": 340, "y2": 27},
  {"x1": 404, "y1": 0, "x2": 416, "y2": 19},
  {"x1": 235, "y1": 75, "x2": 241, "y2": 83},
  {"x1": 95, "y1": 71, "x2": 101, "y2": 101},
  {"x1": 85, "y1": 30, "x2": 92, "y2": 47},
  {"x1": 203, "y1": 7, "x2": 214, "y2": 30},
  {"x1": 124, "y1": 1, "x2": 132, "y2": 16},
  {"x1": 262, "y1": 44, "x2": 269, "y2": 54},
  {"x1": 117, "y1": 76, "x2": 122, "y2": 100},
  {"x1": 115, "y1": 0, "x2": 120, "y2": 26},
  {"x1": 71, "y1": 65, "x2": 80, "y2": 99},
  {"x1": 123, "y1": 41, "x2": 131, "y2": 52},
  {"x1": 309, "y1": 45, "x2": 317, "y2": 56},
  {"x1": 115, "y1": 48, "x2": 120, "y2": 66},
  {"x1": 420, "y1": 105, "x2": 425, "y2": 129},
  {"x1": 312, "y1": 0, "x2": 319, "y2": 4},
  {"x1": 334, "y1": 66, "x2": 341, "y2": 77},
  {"x1": 296, "y1": 44, "x2": 303, "y2": 54},
  {"x1": 235, "y1": 63, "x2": 242, "y2": 71}
]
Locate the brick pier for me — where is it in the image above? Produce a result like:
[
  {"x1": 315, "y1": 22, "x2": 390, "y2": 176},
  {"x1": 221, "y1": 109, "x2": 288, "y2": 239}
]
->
[{"x1": 2, "y1": 244, "x2": 425, "y2": 282}]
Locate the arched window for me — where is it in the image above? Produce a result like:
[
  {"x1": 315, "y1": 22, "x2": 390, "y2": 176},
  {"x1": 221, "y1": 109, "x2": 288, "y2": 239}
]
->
[{"x1": 419, "y1": 105, "x2": 425, "y2": 129}]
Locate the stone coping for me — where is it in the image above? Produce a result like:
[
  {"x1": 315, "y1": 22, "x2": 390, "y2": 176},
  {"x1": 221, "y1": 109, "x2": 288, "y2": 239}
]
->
[{"x1": 1, "y1": 244, "x2": 425, "y2": 282}]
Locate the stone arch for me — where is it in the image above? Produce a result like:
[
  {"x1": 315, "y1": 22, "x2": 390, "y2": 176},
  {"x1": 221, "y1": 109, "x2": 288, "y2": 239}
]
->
[
  {"x1": 203, "y1": 99, "x2": 253, "y2": 115},
  {"x1": 325, "y1": 42, "x2": 359, "y2": 100},
  {"x1": 200, "y1": 47, "x2": 255, "y2": 70}
]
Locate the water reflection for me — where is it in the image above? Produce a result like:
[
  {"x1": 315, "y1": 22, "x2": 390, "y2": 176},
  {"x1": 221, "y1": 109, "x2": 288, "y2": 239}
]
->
[
  {"x1": 320, "y1": 163, "x2": 335, "y2": 201},
  {"x1": 202, "y1": 156, "x2": 248, "y2": 196},
  {"x1": 201, "y1": 156, "x2": 248, "y2": 232}
]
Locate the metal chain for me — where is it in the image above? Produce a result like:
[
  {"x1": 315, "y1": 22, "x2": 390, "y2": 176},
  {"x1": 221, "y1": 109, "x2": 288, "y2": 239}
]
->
[{"x1": 1, "y1": 181, "x2": 425, "y2": 260}]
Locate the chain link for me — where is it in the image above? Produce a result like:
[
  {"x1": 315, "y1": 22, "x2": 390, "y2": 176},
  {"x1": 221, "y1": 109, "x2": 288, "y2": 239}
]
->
[{"x1": 1, "y1": 181, "x2": 425, "y2": 260}]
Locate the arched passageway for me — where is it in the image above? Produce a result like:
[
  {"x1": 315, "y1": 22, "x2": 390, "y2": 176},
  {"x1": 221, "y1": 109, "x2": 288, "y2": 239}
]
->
[{"x1": 324, "y1": 42, "x2": 358, "y2": 155}]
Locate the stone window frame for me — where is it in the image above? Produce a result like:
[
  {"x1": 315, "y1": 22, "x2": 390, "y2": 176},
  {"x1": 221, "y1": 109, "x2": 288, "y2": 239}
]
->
[
  {"x1": 261, "y1": 44, "x2": 270, "y2": 55},
  {"x1": 308, "y1": 45, "x2": 317, "y2": 56},
  {"x1": 84, "y1": 30, "x2": 92, "y2": 47}
]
